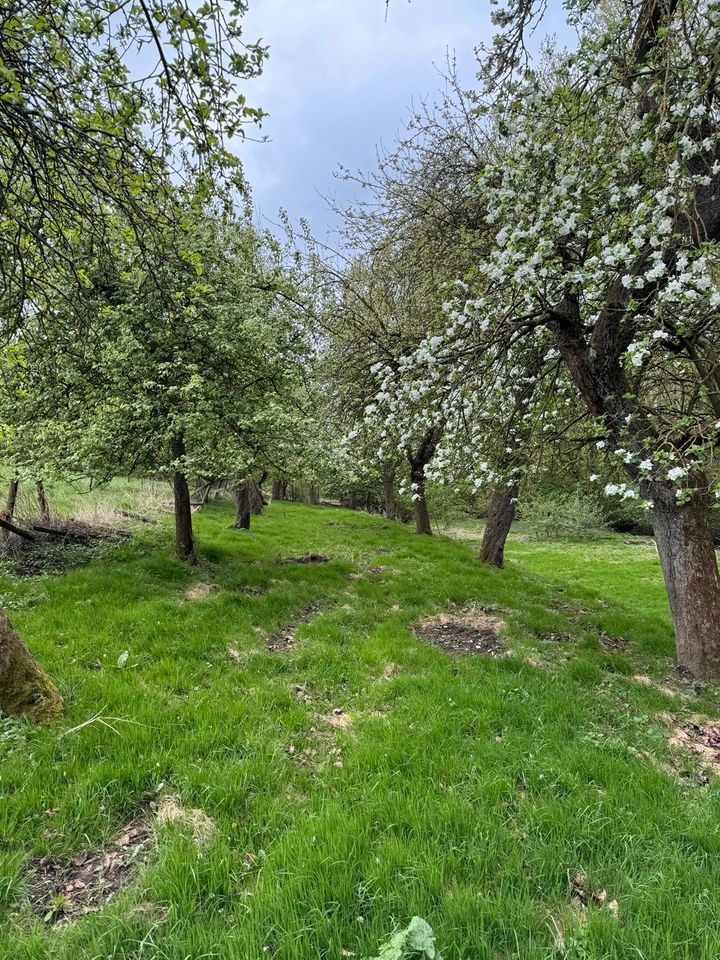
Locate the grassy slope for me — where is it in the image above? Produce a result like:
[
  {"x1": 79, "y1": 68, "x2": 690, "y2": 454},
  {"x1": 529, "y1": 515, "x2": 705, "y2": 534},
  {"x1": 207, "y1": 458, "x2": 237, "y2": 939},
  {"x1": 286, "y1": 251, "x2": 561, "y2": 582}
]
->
[{"x1": 1, "y1": 502, "x2": 720, "y2": 959}]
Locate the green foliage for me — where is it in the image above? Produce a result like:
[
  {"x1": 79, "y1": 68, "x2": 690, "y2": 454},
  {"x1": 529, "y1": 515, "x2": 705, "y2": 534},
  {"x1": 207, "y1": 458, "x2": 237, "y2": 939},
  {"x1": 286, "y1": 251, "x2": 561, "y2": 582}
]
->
[
  {"x1": 368, "y1": 917, "x2": 442, "y2": 960},
  {"x1": 522, "y1": 493, "x2": 609, "y2": 542}
]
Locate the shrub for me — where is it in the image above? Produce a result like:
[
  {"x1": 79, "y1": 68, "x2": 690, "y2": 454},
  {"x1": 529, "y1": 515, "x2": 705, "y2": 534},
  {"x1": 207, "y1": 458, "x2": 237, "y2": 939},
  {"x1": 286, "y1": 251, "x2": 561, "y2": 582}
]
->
[{"x1": 522, "y1": 493, "x2": 608, "y2": 541}]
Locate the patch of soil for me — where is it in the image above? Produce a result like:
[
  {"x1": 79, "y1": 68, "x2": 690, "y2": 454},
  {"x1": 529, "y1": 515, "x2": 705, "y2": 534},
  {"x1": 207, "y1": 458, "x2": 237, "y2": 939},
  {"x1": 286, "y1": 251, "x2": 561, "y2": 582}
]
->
[
  {"x1": 666, "y1": 714, "x2": 720, "y2": 774},
  {"x1": 539, "y1": 631, "x2": 576, "y2": 644},
  {"x1": 241, "y1": 585, "x2": 264, "y2": 596},
  {"x1": 184, "y1": 582, "x2": 220, "y2": 600},
  {"x1": 267, "y1": 602, "x2": 323, "y2": 653},
  {"x1": 277, "y1": 554, "x2": 329, "y2": 565},
  {"x1": 599, "y1": 633, "x2": 629, "y2": 652},
  {"x1": 286, "y1": 715, "x2": 347, "y2": 773},
  {"x1": 415, "y1": 611, "x2": 506, "y2": 657},
  {"x1": 25, "y1": 814, "x2": 153, "y2": 924},
  {"x1": 2, "y1": 520, "x2": 130, "y2": 579},
  {"x1": 25, "y1": 793, "x2": 216, "y2": 924},
  {"x1": 550, "y1": 601, "x2": 591, "y2": 615}
]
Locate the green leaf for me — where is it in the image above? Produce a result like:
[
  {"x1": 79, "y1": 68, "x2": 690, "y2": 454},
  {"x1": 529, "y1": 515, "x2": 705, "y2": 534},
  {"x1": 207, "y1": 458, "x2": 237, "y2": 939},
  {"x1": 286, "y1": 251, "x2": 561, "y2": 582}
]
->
[{"x1": 367, "y1": 917, "x2": 442, "y2": 960}]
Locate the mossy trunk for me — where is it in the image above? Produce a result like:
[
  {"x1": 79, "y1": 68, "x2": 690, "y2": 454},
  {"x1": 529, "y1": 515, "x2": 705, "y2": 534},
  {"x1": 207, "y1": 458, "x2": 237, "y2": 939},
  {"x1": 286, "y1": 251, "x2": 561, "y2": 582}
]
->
[{"x1": 0, "y1": 611, "x2": 63, "y2": 722}]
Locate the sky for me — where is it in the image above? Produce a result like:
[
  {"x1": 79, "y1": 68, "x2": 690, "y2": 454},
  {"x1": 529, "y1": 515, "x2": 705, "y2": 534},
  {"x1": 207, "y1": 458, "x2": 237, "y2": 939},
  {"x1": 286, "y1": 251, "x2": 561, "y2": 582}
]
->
[{"x1": 238, "y1": 0, "x2": 496, "y2": 240}]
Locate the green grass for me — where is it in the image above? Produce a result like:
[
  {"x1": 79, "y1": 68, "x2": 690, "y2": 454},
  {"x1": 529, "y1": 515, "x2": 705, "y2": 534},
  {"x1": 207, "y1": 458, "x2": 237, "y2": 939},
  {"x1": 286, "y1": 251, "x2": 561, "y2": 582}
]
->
[{"x1": 1, "y1": 501, "x2": 720, "y2": 959}]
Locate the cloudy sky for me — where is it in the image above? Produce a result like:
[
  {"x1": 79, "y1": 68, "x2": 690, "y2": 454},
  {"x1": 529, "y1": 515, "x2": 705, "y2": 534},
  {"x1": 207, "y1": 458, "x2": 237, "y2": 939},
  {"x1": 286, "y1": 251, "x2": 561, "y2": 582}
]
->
[{"x1": 238, "y1": 1, "x2": 497, "y2": 239}]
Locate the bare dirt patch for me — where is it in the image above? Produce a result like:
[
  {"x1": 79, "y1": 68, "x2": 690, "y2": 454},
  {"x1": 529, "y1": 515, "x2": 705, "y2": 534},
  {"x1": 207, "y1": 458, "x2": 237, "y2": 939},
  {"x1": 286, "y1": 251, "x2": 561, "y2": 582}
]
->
[
  {"x1": 665, "y1": 714, "x2": 720, "y2": 775},
  {"x1": 599, "y1": 633, "x2": 629, "y2": 652},
  {"x1": 539, "y1": 631, "x2": 576, "y2": 644},
  {"x1": 277, "y1": 554, "x2": 329, "y2": 565},
  {"x1": 267, "y1": 602, "x2": 323, "y2": 653},
  {"x1": 415, "y1": 610, "x2": 506, "y2": 656},
  {"x1": 25, "y1": 814, "x2": 152, "y2": 924},
  {"x1": 550, "y1": 601, "x2": 591, "y2": 615},
  {"x1": 286, "y1": 709, "x2": 354, "y2": 772},
  {"x1": 25, "y1": 793, "x2": 217, "y2": 924},
  {"x1": 184, "y1": 582, "x2": 220, "y2": 600}
]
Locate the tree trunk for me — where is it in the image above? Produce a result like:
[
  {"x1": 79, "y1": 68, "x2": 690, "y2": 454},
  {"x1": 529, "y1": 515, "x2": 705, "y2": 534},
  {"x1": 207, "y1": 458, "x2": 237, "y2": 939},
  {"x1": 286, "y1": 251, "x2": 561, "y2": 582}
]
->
[
  {"x1": 383, "y1": 465, "x2": 397, "y2": 519},
  {"x1": 308, "y1": 483, "x2": 320, "y2": 506},
  {"x1": 406, "y1": 426, "x2": 442, "y2": 536},
  {"x1": 411, "y1": 473, "x2": 432, "y2": 535},
  {"x1": 234, "y1": 482, "x2": 251, "y2": 529},
  {"x1": 480, "y1": 482, "x2": 519, "y2": 567},
  {"x1": 171, "y1": 437, "x2": 196, "y2": 563},
  {"x1": 0, "y1": 610, "x2": 63, "y2": 722},
  {"x1": 248, "y1": 478, "x2": 264, "y2": 515},
  {"x1": 649, "y1": 482, "x2": 720, "y2": 681},
  {"x1": 271, "y1": 478, "x2": 283, "y2": 500},
  {"x1": 5, "y1": 476, "x2": 19, "y2": 519},
  {"x1": 36, "y1": 481, "x2": 50, "y2": 523}
]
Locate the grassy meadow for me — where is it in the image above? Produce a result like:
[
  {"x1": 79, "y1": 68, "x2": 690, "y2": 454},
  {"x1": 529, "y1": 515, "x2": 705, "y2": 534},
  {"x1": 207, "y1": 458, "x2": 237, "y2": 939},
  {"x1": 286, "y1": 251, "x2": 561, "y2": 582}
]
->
[{"x1": 1, "y1": 496, "x2": 720, "y2": 959}]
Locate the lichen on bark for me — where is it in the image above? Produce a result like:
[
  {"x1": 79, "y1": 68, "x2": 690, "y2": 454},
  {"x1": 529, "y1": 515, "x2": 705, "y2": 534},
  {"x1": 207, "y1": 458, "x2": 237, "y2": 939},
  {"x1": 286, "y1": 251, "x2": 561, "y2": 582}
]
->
[{"x1": 0, "y1": 610, "x2": 63, "y2": 723}]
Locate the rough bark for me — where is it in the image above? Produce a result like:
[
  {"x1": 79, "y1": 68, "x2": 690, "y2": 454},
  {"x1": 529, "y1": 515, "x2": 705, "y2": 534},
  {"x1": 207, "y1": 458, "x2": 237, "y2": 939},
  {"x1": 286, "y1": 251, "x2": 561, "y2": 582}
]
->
[
  {"x1": 36, "y1": 481, "x2": 50, "y2": 523},
  {"x1": 480, "y1": 482, "x2": 519, "y2": 567},
  {"x1": 383, "y1": 464, "x2": 397, "y2": 520},
  {"x1": 308, "y1": 483, "x2": 320, "y2": 506},
  {"x1": 271, "y1": 478, "x2": 283, "y2": 500},
  {"x1": 0, "y1": 610, "x2": 63, "y2": 722},
  {"x1": 411, "y1": 474, "x2": 432, "y2": 535},
  {"x1": 650, "y1": 482, "x2": 720, "y2": 681},
  {"x1": 248, "y1": 478, "x2": 264, "y2": 515},
  {"x1": 407, "y1": 426, "x2": 443, "y2": 536},
  {"x1": 234, "y1": 482, "x2": 251, "y2": 529},
  {"x1": 171, "y1": 437, "x2": 196, "y2": 563},
  {"x1": 5, "y1": 477, "x2": 19, "y2": 519}
]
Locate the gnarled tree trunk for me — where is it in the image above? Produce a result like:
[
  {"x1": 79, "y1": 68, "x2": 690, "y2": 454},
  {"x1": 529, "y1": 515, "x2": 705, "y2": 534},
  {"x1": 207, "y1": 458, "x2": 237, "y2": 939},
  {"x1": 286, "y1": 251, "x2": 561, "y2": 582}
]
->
[
  {"x1": 480, "y1": 482, "x2": 519, "y2": 567},
  {"x1": 234, "y1": 482, "x2": 251, "y2": 529},
  {"x1": 171, "y1": 436, "x2": 196, "y2": 563},
  {"x1": 407, "y1": 426, "x2": 443, "y2": 536},
  {"x1": 650, "y1": 482, "x2": 720, "y2": 681},
  {"x1": 0, "y1": 611, "x2": 63, "y2": 722},
  {"x1": 411, "y1": 473, "x2": 432, "y2": 535}
]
